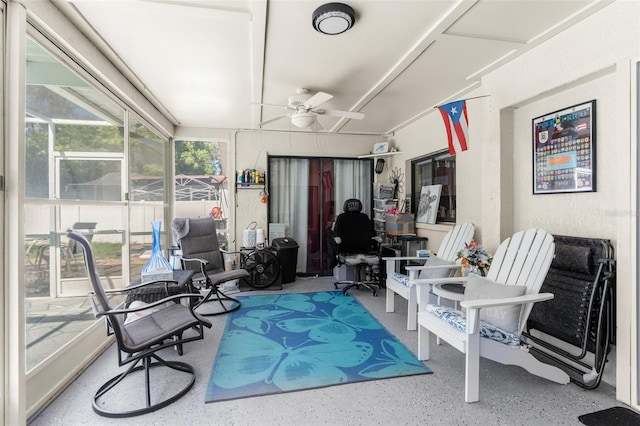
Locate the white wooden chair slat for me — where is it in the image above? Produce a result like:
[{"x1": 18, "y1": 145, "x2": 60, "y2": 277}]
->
[
  {"x1": 491, "y1": 231, "x2": 523, "y2": 284},
  {"x1": 402, "y1": 222, "x2": 475, "y2": 273},
  {"x1": 515, "y1": 230, "x2": 547, "y2": 287},
  {"x1": 416, "y1": 228, "x2": 570, "y2": 403},
  {"x1": 439, "y1": 223, "x2": 464, "y2": 258},
  {"x1": 440, "y1": 222, "x2": 472, "y2": 259},
  {"x1": 436, "y1": 230, "x2": 455, "y2": 258},
  {"x1": 385, "y1": 222, "x2": 474, "y2": 330},
  {"x1": 484, "y1": 235, "x2": 509, "y2": 281}
]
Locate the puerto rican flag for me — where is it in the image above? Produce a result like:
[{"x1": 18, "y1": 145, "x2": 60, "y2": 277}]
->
[{"x1": 438, "y1": 100, "x2": 469, "y2": 155}]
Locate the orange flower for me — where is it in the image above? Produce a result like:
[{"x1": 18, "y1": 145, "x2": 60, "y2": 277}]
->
[{"x1": 456, "y1": 240, "x2": 493, "y2": 270}]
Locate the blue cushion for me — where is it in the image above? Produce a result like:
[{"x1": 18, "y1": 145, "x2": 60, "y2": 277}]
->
[
  {"x1": 425, "y1": 304, "x2": 521, "y2": 346},
  {"x1": 392, "y1": 272, "x2": 411, "y2": 287}
]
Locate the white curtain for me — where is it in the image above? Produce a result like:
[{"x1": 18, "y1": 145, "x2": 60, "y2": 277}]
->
[
  {"x1": 270, "y1": 157, "x2": 372, "y2": 274},
  {"x1": 269, "y1": 158, "x2": 309, "y2": 271},
  {"x1": 334, "y1": 159, "x2": 372, "y2": 216}
]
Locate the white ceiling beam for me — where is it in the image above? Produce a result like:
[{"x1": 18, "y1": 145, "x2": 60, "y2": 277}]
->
[
  {"x1": 329, "y1": 0, "x2": 479, "y2": 134},
  {"x1": 464, "y1": 0, "x2": 614, "y2": 84},
  {"x1": 438, "y1": 33, "x2": 525, "y2": 49},
  {"x1": 250, "y1": 0, "x2": 267, "y2": 129},
  {"x1": 528, "y1": 0, "x2": 614, "y2": 44},
  {"x1": 384, "y1": 81, "x2": 481, "y2": 136},
  {"x1": 73, "y1": 0, "x2": 252, "y2": 21}
]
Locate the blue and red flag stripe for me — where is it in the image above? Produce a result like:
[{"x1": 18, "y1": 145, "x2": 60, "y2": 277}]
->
[{"x1": 438, "y1": 100, "x2": 469, "y2": 155}]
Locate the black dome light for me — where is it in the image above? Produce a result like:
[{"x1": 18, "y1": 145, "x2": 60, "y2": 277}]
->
[{"x1": 312, "y1": 3, "x2": 355, "y2": 35}]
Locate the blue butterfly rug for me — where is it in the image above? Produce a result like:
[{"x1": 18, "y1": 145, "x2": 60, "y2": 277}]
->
[{"x1": 205, "y1": 291, "x2": 431, "y2": 403}]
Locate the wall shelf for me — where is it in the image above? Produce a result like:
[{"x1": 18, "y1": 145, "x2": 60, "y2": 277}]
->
[
  {"x1": 236, "y1": 183, "x2": 265, "y2": 190},
  {"x1": 357, "y1": 151, "x2": 401, "y2": 159}
]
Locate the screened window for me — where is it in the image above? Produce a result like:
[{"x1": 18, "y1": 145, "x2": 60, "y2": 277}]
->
[
  {"x1": 174, "y1": 139, "x2": 230, "y2": 249},
  {"x1": 129, "y1": 115, "x2": 166, "y2": 202}
]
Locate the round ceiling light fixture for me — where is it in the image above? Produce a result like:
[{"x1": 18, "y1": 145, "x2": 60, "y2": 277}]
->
[
  {"x1": 291, "y1": 112, "x2": 317, "y2": 128},
  {"x1": 312, "y1": 3, "x2": 355, "y2": 35}
]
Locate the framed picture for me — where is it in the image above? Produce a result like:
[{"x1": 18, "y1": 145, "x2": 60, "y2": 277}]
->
[
  {"x1": 532, "y1": 100, "x2": 596, "y2": 194},
  {"x1": 372, "y1": 142, "x2": 389, "y2": 154},
  {"x1": 416, "y1": 184, "x2": 442, "y2": 224}
]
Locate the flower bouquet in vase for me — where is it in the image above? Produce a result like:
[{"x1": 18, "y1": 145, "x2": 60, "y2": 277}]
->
[{"x1": 456, "y1": 240, "x2": 492, "y2": 278}]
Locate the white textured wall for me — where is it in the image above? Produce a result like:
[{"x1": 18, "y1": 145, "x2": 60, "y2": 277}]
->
[
  {"x1": 392, "y1": 1, "x2": 639, "y2": 251},
  {"x1": 511, "y1": 76, "x2": 617, "y2": 240},
  {"x1": 390, "y1": 0, "x2": 639, "y2": 405},
  {"x1": 482, "y1": 2, "x2": 639, "y2": 247}
]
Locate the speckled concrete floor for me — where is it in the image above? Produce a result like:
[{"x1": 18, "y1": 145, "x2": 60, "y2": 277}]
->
[{"x1": 29, "y1": 277, "x2": 624, "y2": 426}]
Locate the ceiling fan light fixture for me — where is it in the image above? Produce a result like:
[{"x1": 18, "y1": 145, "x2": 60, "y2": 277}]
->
[
  {"x1": 312, "y1": 3, "x2": 355, "y2": 35},
  {"x1": 291, "y1": 112, "x2": 316, "y2": 128}
]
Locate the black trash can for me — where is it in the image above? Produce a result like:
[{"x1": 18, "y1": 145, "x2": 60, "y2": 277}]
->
[{"x1": 271, "y1": 238, "x2": 299, "y2": 284}]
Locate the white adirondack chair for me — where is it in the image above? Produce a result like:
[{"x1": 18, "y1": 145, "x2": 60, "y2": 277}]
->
[
  {"x1": 385, "y1": 222, "x2": 474, "y2": 330},
  {"x1": 414, "y1": 228, "x2": 570, "y2": 402}
]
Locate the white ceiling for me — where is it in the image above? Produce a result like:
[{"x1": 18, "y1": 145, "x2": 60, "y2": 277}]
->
[{"x1": 53, "y1": 0, "x2": 612, "y2": 135}]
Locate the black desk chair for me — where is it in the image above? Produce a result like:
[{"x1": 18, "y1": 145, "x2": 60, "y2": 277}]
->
[
  {"x1": 172, "y1": 217, "x2": 249, "y2": 316},
  {"x1": 67, "y1": 229, "x2": 211, "y2": 418},
  {"x1": 332, "y1": 198, "x2": 381, "y2": 296}
]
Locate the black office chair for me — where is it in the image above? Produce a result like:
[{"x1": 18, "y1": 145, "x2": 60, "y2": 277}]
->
[
  {"x1": 332, "y1": 198, "x2": 381, "y2": 296},
  {"x1": 67, "y1": 229, "x2": 212, "y2": 418},
  {"x1": 172, "y1": 217, "x2": 249, "y2": 316}
]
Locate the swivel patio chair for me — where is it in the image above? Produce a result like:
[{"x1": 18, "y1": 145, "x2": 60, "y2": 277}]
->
[
  {"x1": 413, "y1": 228, "x2": 570, "y2": 402},
  {"x1": 385, "y1": 222, "x2": 474, "y2": 330},
  {"x1": 67, "y1": 229, "x2": 212, "y2": 418},
  {"x1": 172, "y1": 217, "x2": 249, "y2": 315}
]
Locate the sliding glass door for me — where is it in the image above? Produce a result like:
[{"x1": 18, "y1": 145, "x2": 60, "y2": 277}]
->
[
  {"x1": 268, "y1": 156, "x2": 372, "y2": 276},
  {"x1": 22, "y1": 34, "x2": 170, "y2": 416}
]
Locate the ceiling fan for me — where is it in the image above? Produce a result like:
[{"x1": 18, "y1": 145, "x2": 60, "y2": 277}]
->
[{"x1": 256, "y1": 88, "x2": 365, "y2": 129}]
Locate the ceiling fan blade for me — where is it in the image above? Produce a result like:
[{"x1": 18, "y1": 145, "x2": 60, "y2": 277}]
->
[
  {"x1": 319, "y1": 109, "x2": 365, "y2": 120},
  {"x1": 304, "y1": 91, "x2": 333, "y2": 109},
  {"x1": 251, "y1": 102, "x2": 292, "y2": 111},
  {"x1": 257, "y1": 114, "x2": 289, "y2": 126}
]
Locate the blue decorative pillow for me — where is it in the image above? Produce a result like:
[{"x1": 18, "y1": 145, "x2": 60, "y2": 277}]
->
[{"x1": 462, "y1": 274, "x2": 526, "y2": 333}]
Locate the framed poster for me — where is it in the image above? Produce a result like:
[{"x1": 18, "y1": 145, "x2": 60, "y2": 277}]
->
[
  {"x1": 532, "y1": 100, "x2": 596, "y2": 194},
  {"x1": 416, "y1": 184, "x2": 442, "y2": 224},
  {"x1": 372, "y1": 141, "x2": 389, "y2": 154}
]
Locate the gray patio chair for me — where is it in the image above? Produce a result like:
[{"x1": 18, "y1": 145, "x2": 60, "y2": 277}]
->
[
  {"x1": 172, "y1": 217, "x2": 249, "y2": 315},
  {"x1": 67, "y1": 229, "x2": 212, "y2": 418}
]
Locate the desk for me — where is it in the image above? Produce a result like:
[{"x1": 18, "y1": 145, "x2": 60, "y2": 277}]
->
[
  {"x1": 385, "y1": 235, "x2": 428, "y2": 276},
  {"x1": 387, "y1": 234, "x2": 428, "y2": 255},
  {"x1": 126, "y1": 270, "x2": 195, "y2": 305}
]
